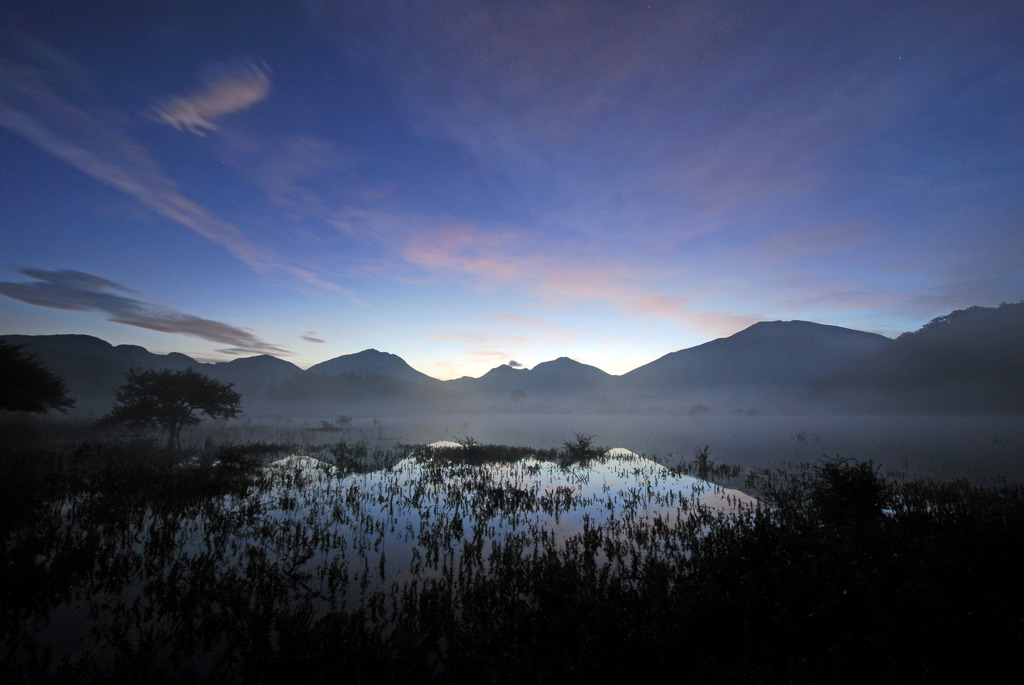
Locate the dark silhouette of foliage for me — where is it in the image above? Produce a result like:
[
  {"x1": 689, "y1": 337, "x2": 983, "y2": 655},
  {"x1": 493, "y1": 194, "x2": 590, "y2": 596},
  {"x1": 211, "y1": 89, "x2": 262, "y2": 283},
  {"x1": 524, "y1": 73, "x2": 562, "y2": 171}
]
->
[
  {"x1": 215, "y1": 440, "x2": 292, "y2": 467},
  {"x1": 98, "y1": 367, "x2": 241, "y2": 449},
  {"x1": 674, "y1": 444, "x2": 742, "y2": 481},
  {"x1": 814, "y1": 301, "x2": 1024, "y2": 413},
  {"x1": 693, "y1": 444, "x2": 713, "y2": 479},
  {"x1": 810, "y1": 456, "x2": 885, "y2": 527},
  {"x1": 0, "y1": 340, "x2": 74, "y2": 413},
  {"x1": 3, "y1": 437, "x2": 1024, "y2": 682},
  {"x1": 561, "y1": 432, "x2": 601, "y2": 464}
]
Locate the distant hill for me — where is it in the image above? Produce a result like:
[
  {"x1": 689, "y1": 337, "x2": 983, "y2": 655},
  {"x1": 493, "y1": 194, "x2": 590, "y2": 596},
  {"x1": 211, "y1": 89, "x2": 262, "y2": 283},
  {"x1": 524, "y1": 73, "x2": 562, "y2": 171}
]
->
[
  {"x1": 205, "y1": 355, "x2": 302, "y2": 401},
  {"x1": 621, "y1": 320, "x2": 891, "y2": 394},
  {"x1": 446, "y1": 364, "x2": 526, "y2": 397},
  {"x1": 812, "y1": 303, "x2": 1024, "y2": 413},
  {"x1": 208, "y1": 354, "x2": 302, "y2": 384},
  {"x1": 450, "y1": 357, "x2": 613, "y2": 399},
  {"x1": 306, "y1": 349, "x2": 438, "y2": 384},
  {"x1": 270, "y1": 349, "x2": 448, "y2": 410}
]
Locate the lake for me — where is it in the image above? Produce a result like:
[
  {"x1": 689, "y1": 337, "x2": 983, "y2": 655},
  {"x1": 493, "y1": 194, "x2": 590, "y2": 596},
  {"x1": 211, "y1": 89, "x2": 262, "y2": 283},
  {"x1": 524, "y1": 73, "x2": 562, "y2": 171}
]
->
[{"x1": 9, "y1": 442, "x2": 755, "y2": 677}]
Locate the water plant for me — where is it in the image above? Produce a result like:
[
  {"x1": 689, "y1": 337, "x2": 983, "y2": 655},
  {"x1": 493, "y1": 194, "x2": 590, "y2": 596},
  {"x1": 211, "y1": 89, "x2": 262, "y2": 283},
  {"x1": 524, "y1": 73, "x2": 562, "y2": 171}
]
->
[{"x1": 2, "y1": 431, "x2": 1022, "y2": 683}]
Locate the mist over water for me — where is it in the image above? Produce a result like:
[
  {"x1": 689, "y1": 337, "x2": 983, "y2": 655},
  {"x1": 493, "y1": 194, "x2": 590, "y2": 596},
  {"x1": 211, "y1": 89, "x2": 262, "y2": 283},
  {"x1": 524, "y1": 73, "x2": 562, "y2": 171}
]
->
[
  {"x1": 8, "y1": 303, "x2": 1024, "y2": 481},
  {"x1": 301, "y1": 412, "x2": 1024, "y2": 481}
]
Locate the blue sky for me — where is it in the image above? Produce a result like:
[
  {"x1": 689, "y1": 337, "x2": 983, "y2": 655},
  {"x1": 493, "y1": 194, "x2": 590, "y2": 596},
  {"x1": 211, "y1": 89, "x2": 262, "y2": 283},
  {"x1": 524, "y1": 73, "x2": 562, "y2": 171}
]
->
[{"x1": 2, "y1": 0, "x2": 1022, "y2": 379}]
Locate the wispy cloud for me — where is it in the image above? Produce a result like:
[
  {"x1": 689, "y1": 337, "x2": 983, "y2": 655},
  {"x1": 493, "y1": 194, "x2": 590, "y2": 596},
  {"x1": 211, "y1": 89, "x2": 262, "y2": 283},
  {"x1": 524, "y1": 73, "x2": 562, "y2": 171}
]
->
[
  {"x1": 480, "y1": 313, "x2": 549, "y2": 328},
  {"x1": 0, "y1": 41, "x2": 340, "y2": 293},
  {"x1": 329, "y1": 205, "x2": 768, "y2": 340},
  {"x1": 301, "y1": 331, "x2": 327, "y2": 343},
  {"x1": 309, "y1": 2, "x2": 882, "y2": 211},
  {"x1": 478, "y1": 314, "x2": 588, "y2": 345},
  {"x1": 0, "y1": 269, "x2": 289, "y2": 356},
  {"x1": 468, "y1": 350, "x2": 519, "y2": 367},
  {"x1": 218, "y1": 133, "x2": 358, "y2": 214},
  {"x1": 149, "y1": 58, "x2": 271, "y2": 135},
  {"x1": 312, "y1": 1, "x2": 677, "y2": 167},
  {"x1": 310, "y1": 1, "x2": 1013, "y2": 261},
  {"x1": 395, "y1": 217, "x2": 693, "y2": 318}
]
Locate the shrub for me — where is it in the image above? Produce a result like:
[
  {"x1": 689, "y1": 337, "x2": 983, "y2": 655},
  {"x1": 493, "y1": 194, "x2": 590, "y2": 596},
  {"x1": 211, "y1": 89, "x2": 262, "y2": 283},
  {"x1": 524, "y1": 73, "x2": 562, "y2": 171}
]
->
[{"x1": 561, "y1": 432, "x2": 601, "y2": 464}]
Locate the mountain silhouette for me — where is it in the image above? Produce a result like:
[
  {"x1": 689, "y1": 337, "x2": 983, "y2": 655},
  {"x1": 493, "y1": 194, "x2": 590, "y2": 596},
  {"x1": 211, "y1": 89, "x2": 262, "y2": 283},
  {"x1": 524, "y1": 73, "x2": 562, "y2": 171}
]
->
[
  {"x1": 205, "y1": 355, "x2": 302, "y2": 401},
  {"x1": 269, "y1": 349, "x2": 447, "y2": 410},
  {"x1": 812, "y1": 303, "x2": 1024, "y2": 413},
  {"x1": 0, "y1": 334, "x2": 195, "y2": 409},
  {"x1": 451, "y1": 357, "x2": 612, "y2": 398},
  {"x1": 306, "y1": 349, "x2": 438, "y2": 384},
  {"x1": 0, "y1": 335, "x2": 303, "y2": 411},
  {"x1": 621, "y1": 320, "x2": 890, "y2": 393},
  {"x1": 5, "y1": 305, "x2": 1022, "y2": 415}
]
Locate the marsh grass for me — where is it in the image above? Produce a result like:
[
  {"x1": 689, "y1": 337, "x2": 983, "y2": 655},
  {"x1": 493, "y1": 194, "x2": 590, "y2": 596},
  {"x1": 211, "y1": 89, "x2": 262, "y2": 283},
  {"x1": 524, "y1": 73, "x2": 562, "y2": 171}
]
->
[
  {"x1": 2, "y1": 424, "x2": 1023, "y2": 683},
  {"x1": 673, "y1": 444, "x2": 744, "y2": 483}
]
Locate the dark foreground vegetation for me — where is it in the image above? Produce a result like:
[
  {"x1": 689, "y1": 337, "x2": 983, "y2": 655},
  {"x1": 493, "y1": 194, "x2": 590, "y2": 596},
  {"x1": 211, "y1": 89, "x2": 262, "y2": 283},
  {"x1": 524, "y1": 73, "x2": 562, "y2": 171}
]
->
[{"x1": 2, "y1": 424, "x2": 1022, "y2": 684}]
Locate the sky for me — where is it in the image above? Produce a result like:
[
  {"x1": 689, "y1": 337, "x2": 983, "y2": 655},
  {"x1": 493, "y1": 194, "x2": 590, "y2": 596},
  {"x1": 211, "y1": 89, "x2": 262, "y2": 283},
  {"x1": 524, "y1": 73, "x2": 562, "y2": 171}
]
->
[{"x1": 1, "y1": 1, "x2": 1022, "y2": 380}]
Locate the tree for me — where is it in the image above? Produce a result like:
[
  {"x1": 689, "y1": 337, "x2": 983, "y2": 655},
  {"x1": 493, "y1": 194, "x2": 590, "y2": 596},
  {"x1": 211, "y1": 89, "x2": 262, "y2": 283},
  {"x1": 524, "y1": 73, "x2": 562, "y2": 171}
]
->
[
  {"x1": 0, "y1": 340, "x2": 75, "y2": 413},
  {"x1": 98, "y1": 367, "x2": 241, "y2": 450}
]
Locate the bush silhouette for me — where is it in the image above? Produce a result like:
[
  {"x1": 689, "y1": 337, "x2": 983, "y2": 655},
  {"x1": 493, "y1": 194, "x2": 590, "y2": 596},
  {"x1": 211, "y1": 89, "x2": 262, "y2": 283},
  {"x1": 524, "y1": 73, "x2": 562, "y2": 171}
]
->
[
  {"x1": 562, "y1": 432, "x2": 601, "y2": 464},
  {"x1": 810, "y1": 456, "x2": 885, "y2": 527}
]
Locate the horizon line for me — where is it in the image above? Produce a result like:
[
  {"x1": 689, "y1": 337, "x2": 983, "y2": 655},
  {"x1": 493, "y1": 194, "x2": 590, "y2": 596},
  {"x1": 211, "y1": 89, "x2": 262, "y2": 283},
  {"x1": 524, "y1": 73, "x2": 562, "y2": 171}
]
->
[{"x1": 2, "y1": 317, "x2": 896, "y2": 381}]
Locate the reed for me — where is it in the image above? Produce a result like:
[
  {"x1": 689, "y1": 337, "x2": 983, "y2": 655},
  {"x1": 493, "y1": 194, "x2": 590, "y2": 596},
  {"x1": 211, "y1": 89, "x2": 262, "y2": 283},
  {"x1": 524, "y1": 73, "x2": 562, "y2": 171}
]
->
[{"x1": 2, "y1": 431, "x2": 1022, "y2": 682}]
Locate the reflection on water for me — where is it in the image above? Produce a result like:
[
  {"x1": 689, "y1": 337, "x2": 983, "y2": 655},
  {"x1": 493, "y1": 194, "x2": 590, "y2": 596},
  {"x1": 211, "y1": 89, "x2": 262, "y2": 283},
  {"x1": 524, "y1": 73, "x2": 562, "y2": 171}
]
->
[
  {"x1": 263, "y1": 444, "x2": 755, "y2": 596},
  {"x1": 8, "y1": 443, "x2": 756, "y2": 676}
]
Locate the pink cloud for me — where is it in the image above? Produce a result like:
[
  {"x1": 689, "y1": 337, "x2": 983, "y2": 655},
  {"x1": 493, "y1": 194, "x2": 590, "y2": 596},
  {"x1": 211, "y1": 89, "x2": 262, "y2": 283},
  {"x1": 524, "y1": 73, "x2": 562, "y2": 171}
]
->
[
  {"x1": 480, "y1": 313, "x2": 549, "y2": 327},
  {"x1": 149, "y1": 59, "x2": 271, "y2": 135},
  {"x1": 332, "y1": 207, "x2": 765, "y2": 335}
]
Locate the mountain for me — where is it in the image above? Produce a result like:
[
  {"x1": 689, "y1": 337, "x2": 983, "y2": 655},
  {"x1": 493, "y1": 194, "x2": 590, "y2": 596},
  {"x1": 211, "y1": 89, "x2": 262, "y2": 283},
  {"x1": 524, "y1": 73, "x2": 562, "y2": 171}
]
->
[
  {"x1": 205, "y1": 355, "x2": 302, "y2": 400},
  {"x1": 0, "y1": 334, "x2": 196, "y2": 409},
  {"x1": 812, "y1": 303, "x2": 1024, "y2": 413},
  {"x1": 621, "y1": 320, "x2": 891, "y2": 394},
  {"x1": 530, "y1": 357, "x2": 611, "y2": 393},
  {"x1": 451, "y1": 364, "x2": 526, "y2": 396},
  {"x1": 6, "y1": 305, "x2": 1022, "y2": 416},
  {"x1": 0, "y1": 335, "x2": 302, "y2": 412},
  {"x1": 269, "y1": 349, "x2": 449, "y2": 410},
  {"x1": 306, "y1": 349, "x2": 438, "y2": 384},
  {"x1": 451, "y1": 357, "x2": 613, "y2": 398},
  {"x1": 207, "y1": 355, "x2": 302, "y2": 384},
  {"x1": 0, "y1": 336, "x2": 446, "y2": 414}
]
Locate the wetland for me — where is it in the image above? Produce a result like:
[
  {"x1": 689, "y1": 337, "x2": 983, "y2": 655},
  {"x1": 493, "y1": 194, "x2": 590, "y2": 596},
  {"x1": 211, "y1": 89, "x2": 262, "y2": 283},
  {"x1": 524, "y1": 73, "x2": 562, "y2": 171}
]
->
[{"x1": 3, "y1": 417, "x2": 1023, "y2": 683}]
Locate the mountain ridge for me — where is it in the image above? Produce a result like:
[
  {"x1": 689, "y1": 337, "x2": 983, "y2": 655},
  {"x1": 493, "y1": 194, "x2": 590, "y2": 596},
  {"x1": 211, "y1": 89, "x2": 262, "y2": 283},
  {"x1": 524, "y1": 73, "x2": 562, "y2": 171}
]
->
[
  {"x1": 811, "y1": 302, "x2": 1024, "y2": 413},
  {"x1": 449, "y1": 356, "x2": 613, "y2": 398},
  {"x1": 622, "y1": 319, "x2": 892, "y2": 391},
  {"x1": 6, "y1": 305, "x2": 1021, "y2": 414},
  {"x1": 0, "y1": 320, "x2": 892, "y2": 383},
  {"x1": 306, "y1": 349, "x2": 438, "y2": 384}
]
